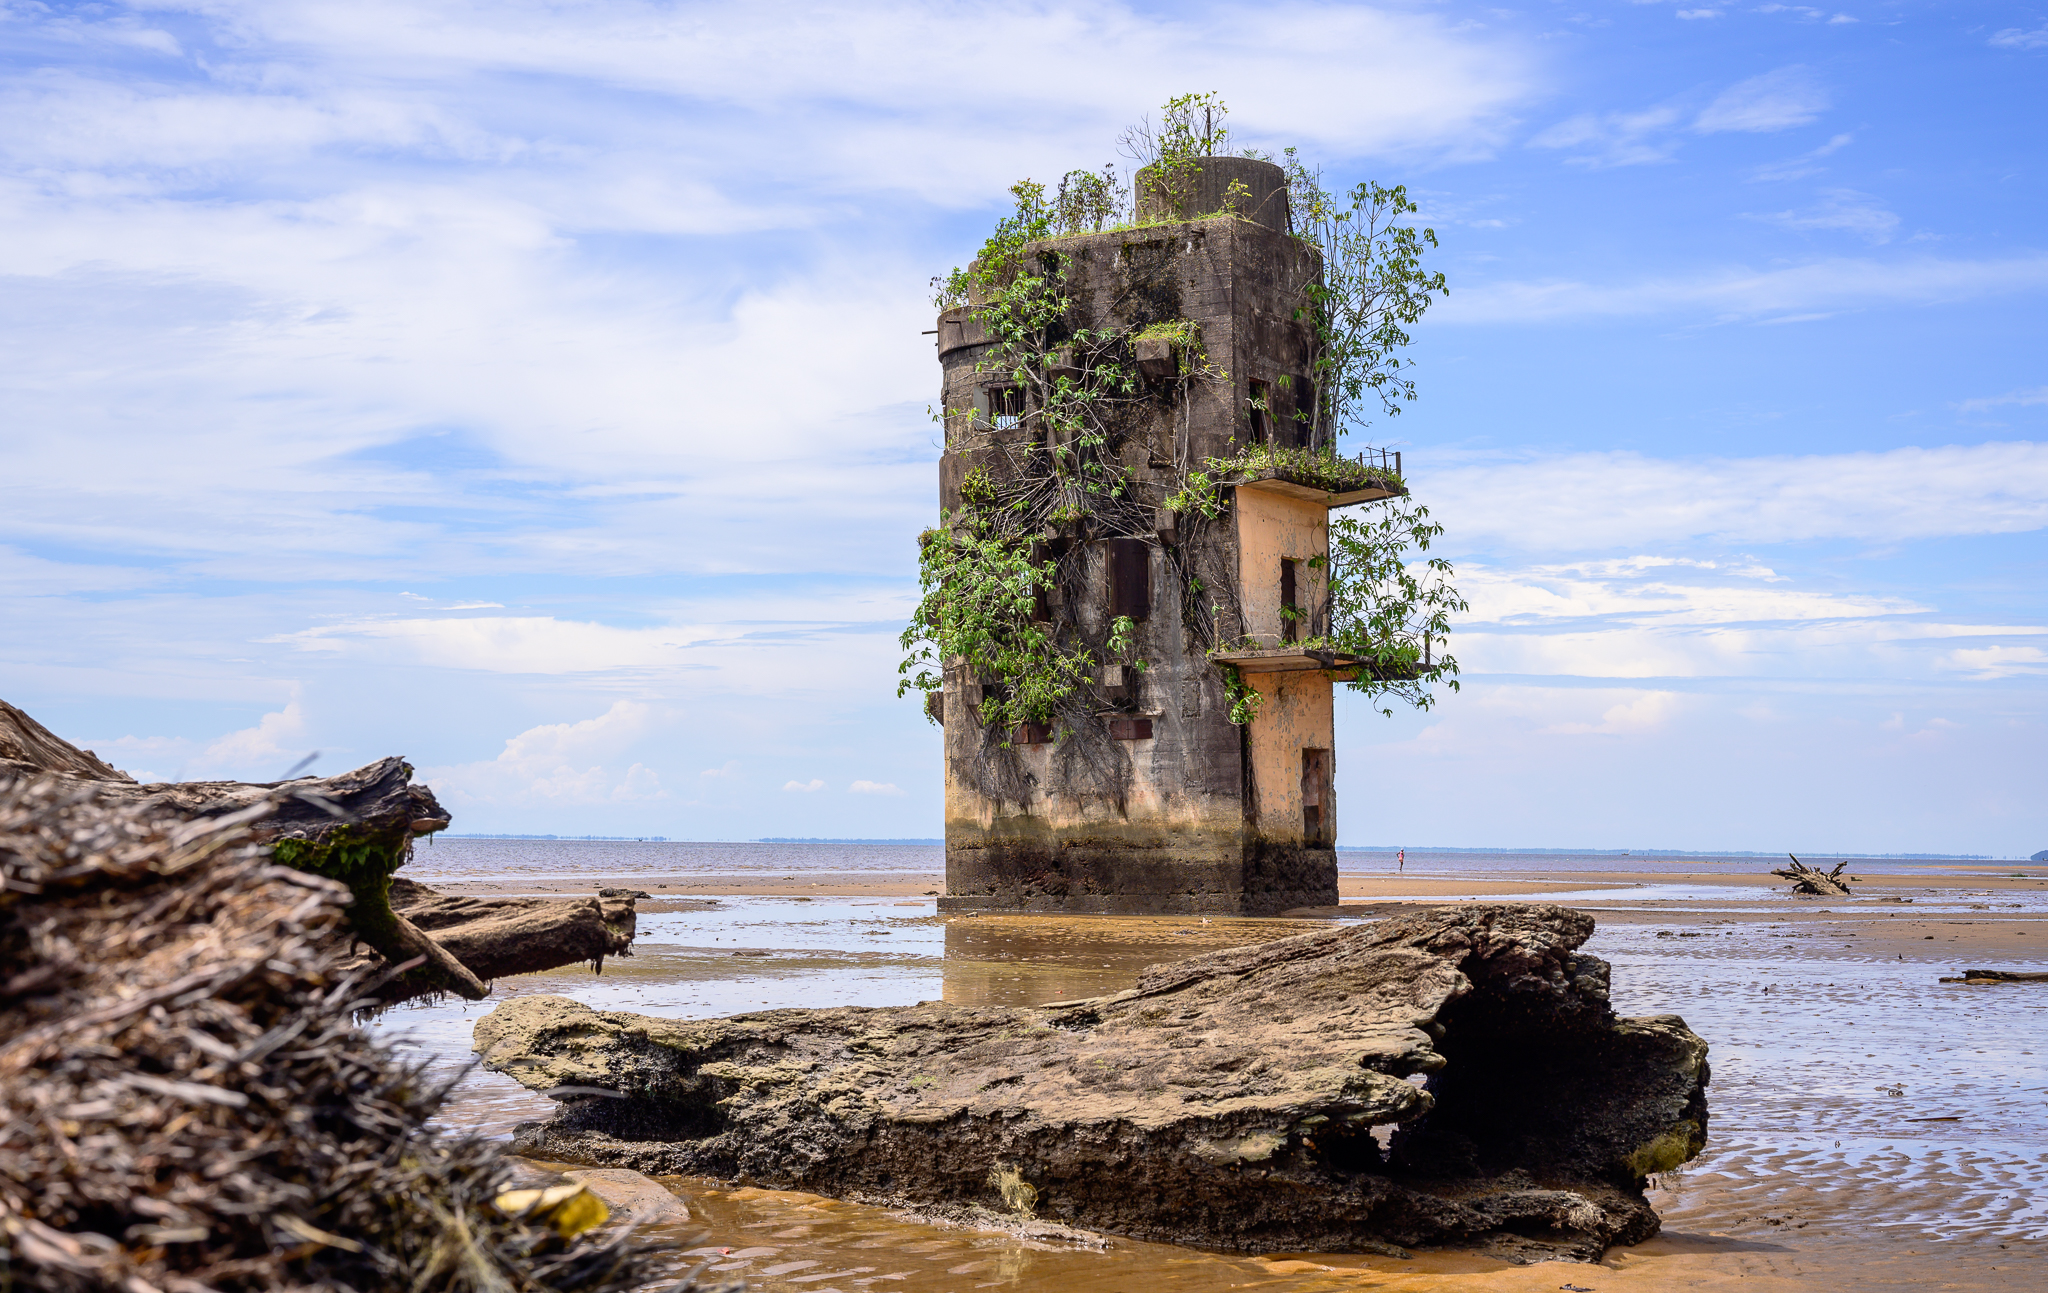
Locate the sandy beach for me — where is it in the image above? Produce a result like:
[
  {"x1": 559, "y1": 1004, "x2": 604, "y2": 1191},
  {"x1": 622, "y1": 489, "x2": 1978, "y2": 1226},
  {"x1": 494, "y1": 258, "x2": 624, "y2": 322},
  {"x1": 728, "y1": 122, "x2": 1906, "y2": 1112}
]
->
[{"x1": 379, "y1": 850, "x2": 2048, "y2": 1293}]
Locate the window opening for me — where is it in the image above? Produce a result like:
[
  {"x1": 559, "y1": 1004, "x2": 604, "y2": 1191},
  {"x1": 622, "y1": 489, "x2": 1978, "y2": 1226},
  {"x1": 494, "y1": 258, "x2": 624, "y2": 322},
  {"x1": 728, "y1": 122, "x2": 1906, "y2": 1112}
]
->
[
  {"x1": 1289, "y1": 374, "x2": 1317, "y2": 447},
  {"x1": 1301, "y1": 748, "x2": 1330, "y2": 842},
  {"x1": 1247, "y1": 379, "x2": 1270, "y2": 444},
  {"x1": 1280, "y1": 557, "x2": 1299, "y2": 644},
  {"x1": 1110, "y1": 537, "x2": 1151, "y2": 621},
  {"x1": 989, "y1": 385, "x2": 1025, "y2": 431}
]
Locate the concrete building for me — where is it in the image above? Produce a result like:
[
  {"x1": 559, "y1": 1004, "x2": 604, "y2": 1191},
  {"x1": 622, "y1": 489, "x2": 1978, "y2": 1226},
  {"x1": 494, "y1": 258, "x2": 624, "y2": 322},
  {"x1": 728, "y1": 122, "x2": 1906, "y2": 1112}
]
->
[{"x1": 932, "y1": 157, "x2": 1402, "y2": 915}]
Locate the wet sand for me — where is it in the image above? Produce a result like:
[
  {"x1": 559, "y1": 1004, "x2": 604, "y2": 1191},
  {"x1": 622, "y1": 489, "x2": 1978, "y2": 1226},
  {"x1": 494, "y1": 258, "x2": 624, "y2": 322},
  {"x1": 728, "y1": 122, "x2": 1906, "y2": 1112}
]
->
[{"x1": 382, "y1": 865, "x2": 2048, "y2": 1291}]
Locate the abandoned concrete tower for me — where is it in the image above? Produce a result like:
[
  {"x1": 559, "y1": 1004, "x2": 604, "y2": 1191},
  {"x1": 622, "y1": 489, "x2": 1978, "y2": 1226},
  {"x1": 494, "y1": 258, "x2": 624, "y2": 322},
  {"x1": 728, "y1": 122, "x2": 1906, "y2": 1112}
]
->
[{"x1": 933, "y1": 157, "x2": 1405, "y2": 915}]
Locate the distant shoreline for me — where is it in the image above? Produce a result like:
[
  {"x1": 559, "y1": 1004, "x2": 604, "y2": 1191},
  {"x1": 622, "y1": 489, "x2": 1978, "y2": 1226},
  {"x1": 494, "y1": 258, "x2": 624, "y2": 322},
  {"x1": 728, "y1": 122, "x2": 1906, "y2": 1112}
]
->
[{"x1": 436, "y1": 835, "x2": 2015, "y2": 860}]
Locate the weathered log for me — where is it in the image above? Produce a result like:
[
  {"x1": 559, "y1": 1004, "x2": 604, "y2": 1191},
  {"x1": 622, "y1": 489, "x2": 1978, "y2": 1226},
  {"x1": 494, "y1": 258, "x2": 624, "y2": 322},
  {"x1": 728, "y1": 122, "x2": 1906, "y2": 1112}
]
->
[
  {"x1": 474, "y1": 903, "x2": 1710, "y2": 1264},
  {"x1": 1, "y1": 698, "x2": 133, "y2": 781},
  {"x1": 0, "y1": 773, "x2": 673, "y2": 1293},
  {"x1": 1772, "y1": 853, "x2": 1853, "y2": 897},
  {"x1": 1939, "y1": 969, "x2": 2048, "y2": 983},
  {"x1": 332, "y1": 879, "x2": 637, "y2": 1002},
  {"x1": 1, "y1": 697, "x2": 636, "y2": 1004}
]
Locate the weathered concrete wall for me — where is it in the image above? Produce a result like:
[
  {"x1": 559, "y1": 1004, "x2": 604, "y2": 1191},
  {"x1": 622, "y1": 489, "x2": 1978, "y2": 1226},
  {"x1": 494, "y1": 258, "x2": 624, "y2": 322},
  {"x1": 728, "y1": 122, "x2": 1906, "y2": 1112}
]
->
[
  {"x1": 1234, "y1": 484, "x2": 1329, "y2": 645},
  {"x1": 934, "y1": 179, "x2": 1340, "y2": 915}
]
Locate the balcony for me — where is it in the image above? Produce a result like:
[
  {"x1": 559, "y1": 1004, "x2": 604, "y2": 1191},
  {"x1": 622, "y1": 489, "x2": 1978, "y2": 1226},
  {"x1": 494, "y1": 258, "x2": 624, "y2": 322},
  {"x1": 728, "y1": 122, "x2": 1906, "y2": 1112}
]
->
[{"x1": 1233, "y1": 447, "x2": 1406, "y2": 508}]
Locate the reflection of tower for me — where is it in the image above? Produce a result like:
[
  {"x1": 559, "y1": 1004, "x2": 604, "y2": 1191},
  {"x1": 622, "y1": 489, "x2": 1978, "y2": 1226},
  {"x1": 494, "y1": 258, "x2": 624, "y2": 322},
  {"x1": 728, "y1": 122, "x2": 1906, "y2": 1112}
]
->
[{"x1": 933, "y1": 158, "x2": 1402, "y2": 916}]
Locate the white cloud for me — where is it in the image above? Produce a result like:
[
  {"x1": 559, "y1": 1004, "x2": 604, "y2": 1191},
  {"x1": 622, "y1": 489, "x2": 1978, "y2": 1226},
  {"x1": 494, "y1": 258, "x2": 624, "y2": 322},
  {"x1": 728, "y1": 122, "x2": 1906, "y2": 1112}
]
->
[
  {"x1": 198, "y1": 696, "x2": 312, "y2": 777},
  {"x1": 419, "y1": 701, "x2": 668, "y2": 807},
  {"x1": 1440, "y1": 255, "x2": 2048, "y2": 323},
  {"x1": 699, "y1": 760, "x2": 739, "y2": 778},
  {"x1": 1746, "y1": 189, "x2": 1899, "y2": 244},
  {"x1": 783, "y1": 779, "x2": 826, "y2": 792},
  {"x1": 1676, "y1": 9, "x2": 1722, "y2": 18},
  {"x1": 849, "y1": 779, "x2": 904, "y2": 795},
  {"x1": 1990, "y1": 27, "x2": 2048, "y2": 50},
  {"x1": 1543, "y1": 690, "x2": 1682, "y2": 735},
  {"x1": 1694, "y1": 66, "x2": 1829, "y2": 133},
  {"x1": 1423, "y1": 441, "x2": 2048, "y2": 550},
  {"x1": 1939, "y1": 646, "x2": 2048, "y2": 680},
  {"x1": 91, "y1": 696, "x2": 312, "y2": 783}
]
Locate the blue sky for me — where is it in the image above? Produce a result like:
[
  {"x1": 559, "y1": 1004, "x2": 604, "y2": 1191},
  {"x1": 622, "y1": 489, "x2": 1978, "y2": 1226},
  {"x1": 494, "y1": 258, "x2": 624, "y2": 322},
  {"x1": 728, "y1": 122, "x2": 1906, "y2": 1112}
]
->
[{"x1": 2, "y1": 1, "x2": 2043, "y2": 854}]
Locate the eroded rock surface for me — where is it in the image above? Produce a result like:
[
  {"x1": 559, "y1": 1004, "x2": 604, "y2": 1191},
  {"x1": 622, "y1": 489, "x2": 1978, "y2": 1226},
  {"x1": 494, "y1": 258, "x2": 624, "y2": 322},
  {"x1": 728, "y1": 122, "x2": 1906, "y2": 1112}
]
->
[{"x1": 475, "y1": 904, "x2": 1708, "y2": 1262}]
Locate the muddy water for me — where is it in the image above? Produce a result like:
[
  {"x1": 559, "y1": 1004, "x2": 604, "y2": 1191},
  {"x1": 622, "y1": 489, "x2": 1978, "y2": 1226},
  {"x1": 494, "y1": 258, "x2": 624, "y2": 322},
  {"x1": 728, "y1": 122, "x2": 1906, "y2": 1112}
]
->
[{"x1": 374, "y1": 889, "x2": 2048, "y2": 1290}]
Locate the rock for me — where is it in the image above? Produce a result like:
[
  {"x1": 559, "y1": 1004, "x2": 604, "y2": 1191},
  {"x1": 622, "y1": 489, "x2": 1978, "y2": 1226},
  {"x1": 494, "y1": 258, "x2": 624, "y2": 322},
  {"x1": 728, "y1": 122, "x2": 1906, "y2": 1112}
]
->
[
  {"x1": 473, "y1": 904, "x2": 1709, "y2": 1263},
  {"x1": 561, "y1": 1169, "x2": 693, "y2": 1228}
]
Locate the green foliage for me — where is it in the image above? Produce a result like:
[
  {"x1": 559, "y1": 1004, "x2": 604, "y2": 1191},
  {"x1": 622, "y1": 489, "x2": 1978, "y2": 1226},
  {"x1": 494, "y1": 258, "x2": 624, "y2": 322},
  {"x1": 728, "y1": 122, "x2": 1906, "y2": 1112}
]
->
[
  {"x1": 1282, "y1": 156, "x2": 1450, "y2": 438},
  {"x1": 1162, "y1": 443, "x2": 1400, "y2": 518},
  {"x1": 896, "y1": 518, "x2": 1096, "y2": 740},
  {"x1": 1055, "y1": 166, "x2": 1127, "y2": 233},
  {"x1": 1326, "y1": 498, "x2": 1467, "y2": 716},
  {"x1": 1221, "y1": 667, "x2": 1262, "y2": 726}
]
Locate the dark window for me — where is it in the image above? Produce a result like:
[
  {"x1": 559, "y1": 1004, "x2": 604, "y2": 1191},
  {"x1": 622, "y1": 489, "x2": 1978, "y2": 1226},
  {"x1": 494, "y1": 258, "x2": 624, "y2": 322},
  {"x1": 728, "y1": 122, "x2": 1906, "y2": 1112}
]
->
[
  {"x1": 1110, "y1": 537, "x2": 1151, "y2": 621},
  {"x1": 1280, "y1": 558, "x2": 1299, "y2": 643},
  {"x1": 1247, "y1": 379, "x2": 1270, "y2": 444},
  {"x1": 1301, "y1": 748, "x2": 1330, "y2": 842},
  {"x1": 989, "y1": 385, "x2": 1025, "y2": 430},
  {"x1": 1109, "y1": 717, "x2": 1154, "y2": 741},
  {"x1": 1289, "y1": 373, "x2": 1317, "y2": 446}
]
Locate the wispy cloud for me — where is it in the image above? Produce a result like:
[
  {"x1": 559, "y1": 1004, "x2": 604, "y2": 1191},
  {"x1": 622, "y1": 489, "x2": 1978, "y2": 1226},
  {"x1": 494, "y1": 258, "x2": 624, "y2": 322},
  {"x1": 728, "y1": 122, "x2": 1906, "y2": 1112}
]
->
[
  {"x1": 783, "y1": 779, "x2": 826, "y2": 792},
  {"x1": 1749, "y1": 131, "x2": 1854, "y2": 182},
  {"x1": 1956, "y1": 387, "x2": 2048, "y2": 416},
  {"x1": 1695, "y1": 66, "x2": 1830, "y2": 133},
  {"x1": 1424, "y1": 440, "x2": 2048, "y2": 549},
  {"x1": 1990, "y1": 26, "x2": 2048, "y2": 50},
  {"x1": 1744, "y1": 188, "x2": 1899, "y2": 244},
  {"x1": 849, "y1": 780, "x2": 904, "y2": 795},
  {"x1": 1441, "y1": 254, "x2": 2048, "y2": 323},
  {"x1": 1529, "y1": 106, "x2": 1685, "y2": 168}
]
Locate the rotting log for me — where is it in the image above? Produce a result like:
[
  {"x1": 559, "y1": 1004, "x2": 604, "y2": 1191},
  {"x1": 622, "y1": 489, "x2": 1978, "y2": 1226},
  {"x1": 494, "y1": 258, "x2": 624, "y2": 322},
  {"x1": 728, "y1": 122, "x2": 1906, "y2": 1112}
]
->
[
  {"x1": 1939, "y1": 969, "x2": 2048, "y2": 984},
  {"x1": 1, "y1": 696, "x2": 635, "y2": 1005},
  {"x1": 334, "y1": 879, "x2": 637, "y2": 1002},
  {"x1": 474, "y1": 903, "x2": 1710, "y2": 1265},
  {"x1": 0, "y1": 773, "x2": 689, "y2": 1293},
  {"x1": 1772, "y1": 854, "x2": 1853, "y2": 897}
]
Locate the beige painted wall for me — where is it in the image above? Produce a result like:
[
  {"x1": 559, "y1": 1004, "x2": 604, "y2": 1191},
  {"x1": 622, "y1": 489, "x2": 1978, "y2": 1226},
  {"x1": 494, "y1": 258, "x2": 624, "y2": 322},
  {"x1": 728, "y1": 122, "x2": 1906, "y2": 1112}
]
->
[
  {"x1": 1234, "y1": 485, "x2": 1327, "y2": 645},
  {"x1": 1244, "y1": 669, "x2": 1335, "y2": 842}
]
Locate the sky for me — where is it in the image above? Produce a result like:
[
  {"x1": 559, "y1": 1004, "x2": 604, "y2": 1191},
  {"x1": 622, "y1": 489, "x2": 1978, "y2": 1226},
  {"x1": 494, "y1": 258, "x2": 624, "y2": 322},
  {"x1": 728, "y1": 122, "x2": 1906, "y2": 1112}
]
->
[{"x1": 1, "y1": 1, "x2": 2043, "y2": 855}]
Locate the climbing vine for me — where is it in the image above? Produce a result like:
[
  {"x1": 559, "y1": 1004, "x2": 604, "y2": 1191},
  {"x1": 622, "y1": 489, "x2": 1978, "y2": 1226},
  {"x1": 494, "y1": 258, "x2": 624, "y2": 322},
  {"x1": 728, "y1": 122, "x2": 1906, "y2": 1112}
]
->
[{"x1": 899, "y1": 94, "x2": 1463, "y2": 758}]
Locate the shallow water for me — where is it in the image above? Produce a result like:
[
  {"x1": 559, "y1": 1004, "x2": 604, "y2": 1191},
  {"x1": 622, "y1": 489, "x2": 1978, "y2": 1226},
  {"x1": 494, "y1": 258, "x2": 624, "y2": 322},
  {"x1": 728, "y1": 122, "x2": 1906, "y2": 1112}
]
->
[{"x1": 375, "y1": 850, "x2": 2048, "y2": 1290}]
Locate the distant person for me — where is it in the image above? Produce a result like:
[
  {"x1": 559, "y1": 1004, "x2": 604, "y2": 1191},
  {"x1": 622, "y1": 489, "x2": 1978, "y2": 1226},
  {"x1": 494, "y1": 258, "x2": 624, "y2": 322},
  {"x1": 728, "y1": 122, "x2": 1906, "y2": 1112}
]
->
[{"x1": 1397, "y1": 848, "x2": 1405, "y2": 874}]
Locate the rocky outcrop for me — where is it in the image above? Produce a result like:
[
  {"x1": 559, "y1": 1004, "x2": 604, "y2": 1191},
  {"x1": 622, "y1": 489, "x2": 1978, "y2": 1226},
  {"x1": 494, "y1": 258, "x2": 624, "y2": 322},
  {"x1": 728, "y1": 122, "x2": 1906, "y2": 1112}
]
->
[{"x1": 474, "y1": 904, "x2": 1709, "y2": 1263}]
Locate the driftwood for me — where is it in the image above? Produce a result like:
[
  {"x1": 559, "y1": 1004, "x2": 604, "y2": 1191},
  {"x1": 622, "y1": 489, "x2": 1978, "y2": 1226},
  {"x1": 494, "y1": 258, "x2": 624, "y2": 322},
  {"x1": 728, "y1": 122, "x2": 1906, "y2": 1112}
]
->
[
  {"x1": 479, "y1": 904, "x2": 1711, "y2": 1264},
  {"x1": 1772, "y1": 854, "x2": 1853, "y2": 897},
  {"x1": 1939, "y1": 969, "x2": 2048, "y2": 984},
  {"x1": 0, "y1": 697, "x2": 635, "y2": 1005},
  {"x1": 0, "y1": 774, "x2": 681, "y2": 1293}
]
